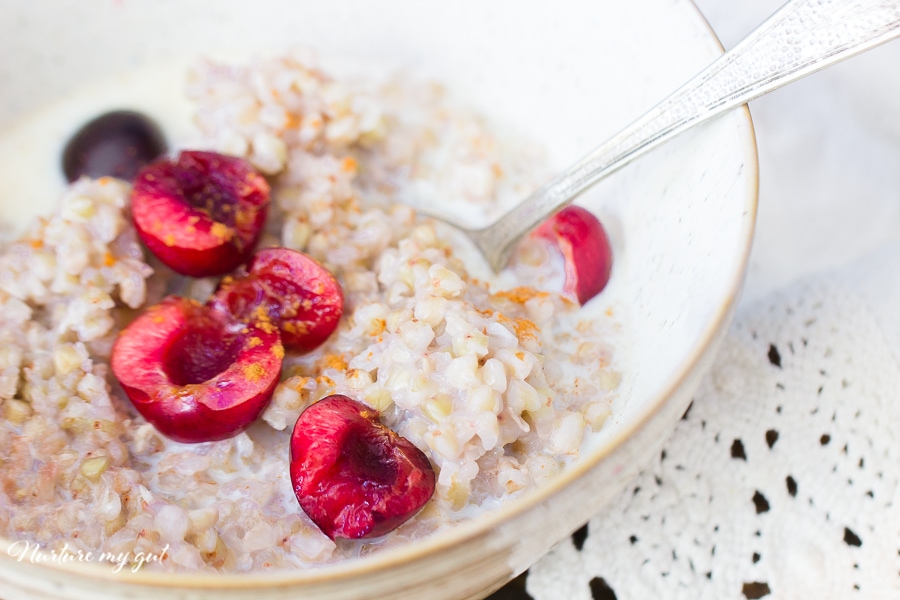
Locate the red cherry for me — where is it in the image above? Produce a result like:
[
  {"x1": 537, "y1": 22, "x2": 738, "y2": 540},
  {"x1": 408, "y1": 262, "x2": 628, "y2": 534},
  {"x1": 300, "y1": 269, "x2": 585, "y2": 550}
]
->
[
  {"x1": 62, "y1": 110, "x2": 167, "y2": 183},
  {"x1": 208, "y1": 247, "x2": 343, "y2": 354},
  {"x1": 534, "y1": 205, "x2": 613, "y2": 305},
  {"x1": 111, "y1": 296, "x2": 284, "y2": 443},
  {"x1": 130, "y1": 151, "x2": 270, "y2": 277},
  {"x1": 289, "y1": 395, "x2": 436, "y2": 540}
]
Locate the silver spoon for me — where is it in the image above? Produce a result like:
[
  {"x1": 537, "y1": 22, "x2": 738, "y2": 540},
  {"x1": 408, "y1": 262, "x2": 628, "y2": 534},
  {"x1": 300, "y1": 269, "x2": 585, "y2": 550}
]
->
[{"x1": 450, "y1": 0, "x2": 900, "y2": 272}]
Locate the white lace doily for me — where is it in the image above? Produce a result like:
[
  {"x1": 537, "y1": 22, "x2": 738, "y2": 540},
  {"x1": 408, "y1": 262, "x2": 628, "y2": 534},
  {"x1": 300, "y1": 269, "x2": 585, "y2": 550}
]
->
[{"x1": 523, "y1": 244, "x2": 900, "y2": 599}]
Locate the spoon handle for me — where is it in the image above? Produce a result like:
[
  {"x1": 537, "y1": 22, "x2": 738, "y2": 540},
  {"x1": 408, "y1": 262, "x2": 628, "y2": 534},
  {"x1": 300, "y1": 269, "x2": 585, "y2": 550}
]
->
[{"x1": 474, "y1": 0, "x2": 900, "y2": 271}]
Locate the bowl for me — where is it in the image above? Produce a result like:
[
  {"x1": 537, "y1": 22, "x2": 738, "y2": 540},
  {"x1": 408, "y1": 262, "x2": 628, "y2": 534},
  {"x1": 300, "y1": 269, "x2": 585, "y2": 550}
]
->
[{"x1": 0, "y1": 1, "x2": 757, "y2": 598}]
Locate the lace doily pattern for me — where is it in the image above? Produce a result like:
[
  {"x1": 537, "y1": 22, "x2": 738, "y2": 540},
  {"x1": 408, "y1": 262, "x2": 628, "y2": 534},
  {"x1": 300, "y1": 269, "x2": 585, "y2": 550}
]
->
[{"x1": 517, "y1": 270, "x2": 900, "y2": 599}]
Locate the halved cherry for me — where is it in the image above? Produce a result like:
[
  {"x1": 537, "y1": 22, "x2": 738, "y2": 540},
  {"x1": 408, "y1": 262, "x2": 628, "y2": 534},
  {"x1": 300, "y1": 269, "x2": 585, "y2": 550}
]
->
[
  {"x1": 290, "y1": 395, "x2": 436, "y2": 540},
  {"x1": 534, "y1": 205, "x2": 613, "y2": 305},
  {"x1": 111, "y1": 296, "x2": 284, "y2": 443},
  {"x1": 208, "y1": 247, "x2": 343, "y2": 354},
  {"x1": 130, "y1": 150, "x2": 270, "y2": 277}
]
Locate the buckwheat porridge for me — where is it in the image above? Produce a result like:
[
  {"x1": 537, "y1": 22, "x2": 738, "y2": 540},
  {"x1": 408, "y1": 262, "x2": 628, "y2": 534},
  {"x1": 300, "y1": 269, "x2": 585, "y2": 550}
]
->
[{"x1": 0, "y1": 50, "x2": 621, "y2": 571}]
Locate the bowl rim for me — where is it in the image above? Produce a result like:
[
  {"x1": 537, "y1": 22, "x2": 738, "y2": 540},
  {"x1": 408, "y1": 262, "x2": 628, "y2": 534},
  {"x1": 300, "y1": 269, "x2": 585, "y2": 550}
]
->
[{"x1": 0, "y1": 0, "x2": 760, "y2": 592}]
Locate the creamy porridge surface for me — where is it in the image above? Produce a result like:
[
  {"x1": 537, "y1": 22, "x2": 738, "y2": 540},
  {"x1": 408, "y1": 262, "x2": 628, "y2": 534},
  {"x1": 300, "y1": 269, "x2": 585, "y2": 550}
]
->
[{"x1": 0, "y1": 51, "x2": 620, "y2": 571}]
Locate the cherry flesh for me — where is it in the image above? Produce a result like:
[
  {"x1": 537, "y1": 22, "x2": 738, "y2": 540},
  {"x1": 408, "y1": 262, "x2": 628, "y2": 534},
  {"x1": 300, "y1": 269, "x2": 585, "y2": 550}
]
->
[
  {"x1": 130, "y1": 151, "x2": 270, "y2": 277},
  {"x1": 111, "y1": 296, "x2": 284, "y2": 443},
  {"x1": 208, "y1": 247, "x2": 344, "y2": 354},
  {"x1": 534, "y1": 205, "x2": 613, "y2": 305},
  {"x1": 290, "y1": 395, "x2": 436, "y2": 540}
]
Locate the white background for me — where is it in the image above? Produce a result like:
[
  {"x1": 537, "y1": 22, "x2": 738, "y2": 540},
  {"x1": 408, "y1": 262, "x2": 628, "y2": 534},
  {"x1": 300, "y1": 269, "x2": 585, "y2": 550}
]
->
[{"x1": 693, "y1": 0, "x2": 900, "y2": 304}]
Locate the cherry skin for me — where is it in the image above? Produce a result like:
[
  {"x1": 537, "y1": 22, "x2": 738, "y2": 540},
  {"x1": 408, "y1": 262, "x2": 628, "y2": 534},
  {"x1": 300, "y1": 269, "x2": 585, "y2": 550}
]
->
[
  {"x1": 290, "y1": 395, "x2": 436, "y2": 540},
  {"x1": 111, "y1": 296, "x2": 284, "y2": 443},
  {"x1": 208, "y1": 247, "x2": 344, "y2": 354},
  {"x1": 534, "y1": 205, "x2": 613, "y2": 305},
  {"x1": 62, "y1": 110, "x2": 167, "y2": 183},
  {"x1": 130, "y1": 150, "x2": 270, "y2": 277}
]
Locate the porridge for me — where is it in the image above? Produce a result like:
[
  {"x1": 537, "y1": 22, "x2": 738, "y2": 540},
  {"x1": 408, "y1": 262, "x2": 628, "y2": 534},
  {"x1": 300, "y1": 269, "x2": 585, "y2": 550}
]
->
[{"x1": 0, "y1": 51, "x2": 620, "y2": 571}]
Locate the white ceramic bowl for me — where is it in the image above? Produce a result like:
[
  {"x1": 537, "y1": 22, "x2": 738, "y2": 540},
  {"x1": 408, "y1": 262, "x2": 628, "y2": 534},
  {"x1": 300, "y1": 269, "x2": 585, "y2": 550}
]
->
[{"x1": 0, "y1": 1, "x2": 757, "y2": 598}]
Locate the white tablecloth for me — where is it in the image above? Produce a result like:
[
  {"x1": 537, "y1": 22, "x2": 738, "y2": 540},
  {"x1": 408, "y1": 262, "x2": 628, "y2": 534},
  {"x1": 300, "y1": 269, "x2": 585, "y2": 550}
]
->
[{"x1": 524, "y1": 1, "x2": 900, "y2": 598}]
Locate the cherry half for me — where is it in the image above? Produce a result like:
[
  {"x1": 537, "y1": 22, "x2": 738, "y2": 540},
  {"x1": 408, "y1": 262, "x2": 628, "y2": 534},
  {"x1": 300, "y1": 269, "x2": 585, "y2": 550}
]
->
[
  {"x1": 208, "y1": 247, "x2": 344, "y2": 354},
  {"x1": 534, "y1": 205, "x2": 613, "y2": 305},
  {"x1": 111, "y1": 296, "x2": 284, "y2": 443},
  {"x1": 131, "y1": 151, "x2": 270, "y2": 277},
  {"x1": 290, "y1": 395, "x2": 436, "y2": 540}
]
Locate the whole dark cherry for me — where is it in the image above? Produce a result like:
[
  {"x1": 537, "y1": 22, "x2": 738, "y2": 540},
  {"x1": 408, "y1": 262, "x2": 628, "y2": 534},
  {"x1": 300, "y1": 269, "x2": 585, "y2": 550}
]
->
[{"x1": 62, "y1": 110, "x2": 167, "y2": 182}]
